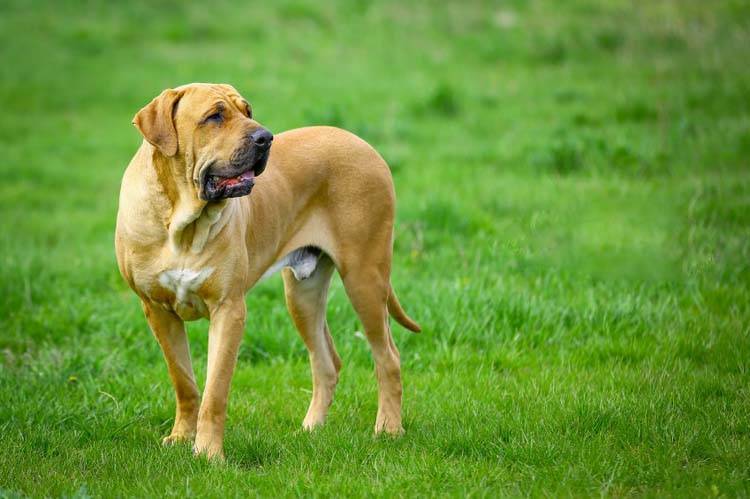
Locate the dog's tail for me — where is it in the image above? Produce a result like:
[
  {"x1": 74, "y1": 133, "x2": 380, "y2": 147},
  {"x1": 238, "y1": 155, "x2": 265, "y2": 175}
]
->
[{"x1": 387, "y1": 285, "x2": 421, "y2": 333}]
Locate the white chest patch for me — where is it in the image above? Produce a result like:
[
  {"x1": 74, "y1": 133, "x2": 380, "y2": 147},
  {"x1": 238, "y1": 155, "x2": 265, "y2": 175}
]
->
[{"x1": 158, "y1": 268, "x2": 213, "y2": 318}]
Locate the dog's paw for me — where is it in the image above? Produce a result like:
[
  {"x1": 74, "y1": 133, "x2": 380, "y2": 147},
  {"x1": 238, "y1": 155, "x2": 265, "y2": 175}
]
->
[
  {"x1": 193, "y1": 439, "x2": 225, "y2": 463},
  {"x1": 374, "y1": 421, "x2": 405, "y2": 437},
  {"x1": 162, "y1": 432, "x2": 195, "y2": 446},
  {"x1": 301, "y1": 415, "x2": 326, "y2": 432}
]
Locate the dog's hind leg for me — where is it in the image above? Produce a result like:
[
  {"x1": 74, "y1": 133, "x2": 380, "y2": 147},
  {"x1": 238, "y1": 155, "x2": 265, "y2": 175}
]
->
[
  {"x1": 341, "y1": 265, "x2": 404, "y2": 435},
  {"x1": 282, "y1": 254, "x2": 341, "y2": 430}
]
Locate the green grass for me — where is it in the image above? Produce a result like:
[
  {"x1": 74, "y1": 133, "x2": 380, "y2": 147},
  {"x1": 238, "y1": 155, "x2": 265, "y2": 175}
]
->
[{"x1": 1, "y1": 0, "x2": 749, "y2": 496}]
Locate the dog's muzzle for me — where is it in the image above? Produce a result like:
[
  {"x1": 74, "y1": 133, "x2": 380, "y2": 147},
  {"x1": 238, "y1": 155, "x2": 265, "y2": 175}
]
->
[{"x1": 201, "y1": 128, "x2": 273, "y2": 201}]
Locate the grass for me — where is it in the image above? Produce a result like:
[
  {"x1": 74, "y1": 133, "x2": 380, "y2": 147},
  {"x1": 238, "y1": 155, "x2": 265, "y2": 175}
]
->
[{"x1": 1, "y1": 0, "x2": 749, "y2": 496}]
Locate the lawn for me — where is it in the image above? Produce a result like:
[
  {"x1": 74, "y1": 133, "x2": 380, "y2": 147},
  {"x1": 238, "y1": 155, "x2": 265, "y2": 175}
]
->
[{"x1": 1, "y1": 0, "x2": 749, "y2": 496}]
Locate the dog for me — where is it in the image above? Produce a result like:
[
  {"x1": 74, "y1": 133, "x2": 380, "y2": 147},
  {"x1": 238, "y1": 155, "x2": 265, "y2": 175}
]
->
[{"x1": 115, "y1": 83, "x2": 420, "y2": 460}]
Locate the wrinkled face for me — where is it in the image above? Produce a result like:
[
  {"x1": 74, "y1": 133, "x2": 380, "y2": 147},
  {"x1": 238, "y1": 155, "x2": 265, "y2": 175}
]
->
[{"x1": 134, "y1": 83, "x2": 273, "y2": 201}]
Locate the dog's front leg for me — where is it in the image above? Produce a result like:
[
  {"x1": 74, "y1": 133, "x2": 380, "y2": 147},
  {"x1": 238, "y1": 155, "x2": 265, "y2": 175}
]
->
[
  {"x1": 141, "y1": 300, "x2": 200, "y2": 445},
  {"x1": 193, "y1": 297, "x2": 246, "y2": 461}
]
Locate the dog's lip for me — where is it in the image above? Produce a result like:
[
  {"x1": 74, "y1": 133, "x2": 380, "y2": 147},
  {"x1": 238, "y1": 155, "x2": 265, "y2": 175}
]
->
[
  {"x1": 210, "y1": 168, "x2": 255, "y2": 188},
  {"x1": 200, "y1": 149, "x2": 270, "y2": 200},
  {"x1": 201, "y1": 164, "x2": 258, "y2": 201}
]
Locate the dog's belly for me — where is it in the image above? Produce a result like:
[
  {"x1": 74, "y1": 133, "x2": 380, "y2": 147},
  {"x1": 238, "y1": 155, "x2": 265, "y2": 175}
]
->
[{"x1": 157, "y1": 267, "x2": 213, "y2": 321}]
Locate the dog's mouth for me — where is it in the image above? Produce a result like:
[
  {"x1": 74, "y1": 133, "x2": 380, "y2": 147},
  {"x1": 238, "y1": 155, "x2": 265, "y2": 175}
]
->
[
  {"x1": 204, "y1": 169, "x2": 256, "y2": 200},
  {"x1": 201, "y1": 151, "x2": 269, "y2": 201}
]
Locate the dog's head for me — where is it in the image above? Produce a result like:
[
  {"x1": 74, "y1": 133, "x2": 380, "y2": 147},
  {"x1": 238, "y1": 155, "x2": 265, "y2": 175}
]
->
[{"x1": 133, "y1": 83, "x2": 272, "y2": 201}]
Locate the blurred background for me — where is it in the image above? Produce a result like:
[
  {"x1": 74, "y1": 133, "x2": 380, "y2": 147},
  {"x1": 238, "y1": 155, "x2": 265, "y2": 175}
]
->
[{"x1": 1, "y1": 0, "x2": 748, "y2": 495}]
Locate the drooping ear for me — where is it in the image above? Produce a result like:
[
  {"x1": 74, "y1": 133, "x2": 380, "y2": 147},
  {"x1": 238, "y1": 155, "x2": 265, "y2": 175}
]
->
[{"x1": 132, "y1": 88, "x2": 184, "y2": 157}]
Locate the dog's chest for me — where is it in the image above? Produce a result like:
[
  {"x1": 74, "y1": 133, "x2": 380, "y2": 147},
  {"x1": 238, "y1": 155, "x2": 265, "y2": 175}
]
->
[{"x1": 155, "y1": 267, "x2": 214, "y2": 320}]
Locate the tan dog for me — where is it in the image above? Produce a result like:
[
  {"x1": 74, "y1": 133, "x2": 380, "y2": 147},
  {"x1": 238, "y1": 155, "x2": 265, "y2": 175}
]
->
[{"x1": 115, "y1": 83, "x2": 420, "y2": 460}]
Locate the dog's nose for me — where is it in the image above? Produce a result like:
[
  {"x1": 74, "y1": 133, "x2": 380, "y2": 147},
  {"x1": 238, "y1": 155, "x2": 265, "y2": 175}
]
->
[{"x1": 250, "y1": 128, "x2": 273, "y2": 149}]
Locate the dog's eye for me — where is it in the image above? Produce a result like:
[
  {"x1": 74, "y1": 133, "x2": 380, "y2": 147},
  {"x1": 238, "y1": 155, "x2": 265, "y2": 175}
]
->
[{"x1": 204, "y1": 111, "x2": 223, "y2": 124}]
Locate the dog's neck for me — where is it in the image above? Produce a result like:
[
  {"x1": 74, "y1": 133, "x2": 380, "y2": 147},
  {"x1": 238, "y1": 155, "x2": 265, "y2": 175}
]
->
[
  {"x1": 169, "y1": 198, "x2": 230, "y2": 254},
  {"x1": 151, "y1": 150, "x2": 231, "y2": 255}
]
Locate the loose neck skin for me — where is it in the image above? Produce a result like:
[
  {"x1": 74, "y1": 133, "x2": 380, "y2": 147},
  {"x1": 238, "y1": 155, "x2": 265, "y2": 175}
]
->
[{"x1": 150, "y1": 147, "x2": 231, "y2": 255}]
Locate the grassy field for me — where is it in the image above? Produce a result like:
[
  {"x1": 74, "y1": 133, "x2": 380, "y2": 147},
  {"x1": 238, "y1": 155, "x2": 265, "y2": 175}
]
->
[{"x1": 1, "y1": 0, "x2": 749, "y2": 496}]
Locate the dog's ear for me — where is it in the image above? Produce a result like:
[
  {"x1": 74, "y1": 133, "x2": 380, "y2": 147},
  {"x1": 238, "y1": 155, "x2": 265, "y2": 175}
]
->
[{"x1": 133, "y1": 89, "x2": 184, "y2": 157}]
